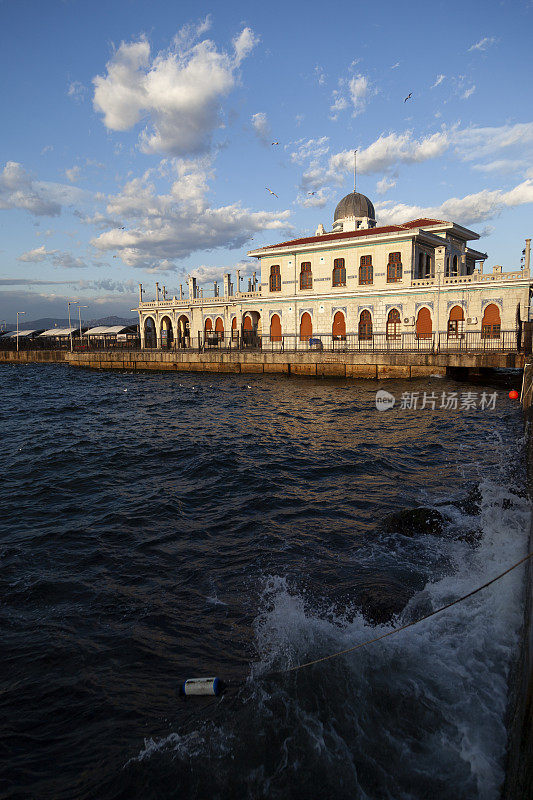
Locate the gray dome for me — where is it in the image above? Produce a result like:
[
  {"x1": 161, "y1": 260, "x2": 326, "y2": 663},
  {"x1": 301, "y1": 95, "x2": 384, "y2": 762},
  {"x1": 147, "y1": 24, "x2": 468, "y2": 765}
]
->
[{"x1": 334, "y1": 192, "x2": 375, "y2": 221}]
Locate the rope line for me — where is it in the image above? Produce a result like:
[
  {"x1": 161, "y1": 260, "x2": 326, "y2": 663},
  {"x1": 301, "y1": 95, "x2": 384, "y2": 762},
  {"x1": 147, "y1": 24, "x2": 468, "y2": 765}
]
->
[{"x1": 267, "y1": 551, "x2": 533, "y2": 677}]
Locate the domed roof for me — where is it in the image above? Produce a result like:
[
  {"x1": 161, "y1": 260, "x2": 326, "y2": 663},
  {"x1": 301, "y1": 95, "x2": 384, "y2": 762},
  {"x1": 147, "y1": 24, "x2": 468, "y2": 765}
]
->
[{"x1": 334, "y1": 192, "x2": 375, "y2": 221}]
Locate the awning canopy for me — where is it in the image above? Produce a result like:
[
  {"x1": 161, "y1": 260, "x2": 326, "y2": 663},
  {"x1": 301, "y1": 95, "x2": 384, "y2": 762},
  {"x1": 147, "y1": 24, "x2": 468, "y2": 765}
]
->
[
  {"x1": 84, "y1": 325, "x2": 136, "y2": 335},
  {"x1": 38, "y1": 327, "x2": 78, "y2": 337},
  {"x1": 4, "y1": 329, "x2": 43, "y2": 338}
]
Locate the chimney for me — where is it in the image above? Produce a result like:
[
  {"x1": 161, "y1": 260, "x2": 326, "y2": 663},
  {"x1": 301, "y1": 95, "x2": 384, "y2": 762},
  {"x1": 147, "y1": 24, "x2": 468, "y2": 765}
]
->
[
  {"x1": 138, "y1": 283, "x2": 143, "y2": 304},
  {"x1": 236, "y1": 269, "x2": 241, "y2": 293},
  {"x1": 526, "y1": 239, "x2": 531, "y2": 271},
  {"x1": 214, "y1": 281, "x2": 219, "y2": 297},
  {"x1": 223, "y1": 273, "x2": 231, "y2": 297},
  {"x1": 179, "y1": 284, "x2": 183, "y2": 300},
  {"x1": 155, "y1": 282, "x2": 160, "y2": 302},
  {"x1": 188, "y1": 276, "x2": 197, "y2": 299}
]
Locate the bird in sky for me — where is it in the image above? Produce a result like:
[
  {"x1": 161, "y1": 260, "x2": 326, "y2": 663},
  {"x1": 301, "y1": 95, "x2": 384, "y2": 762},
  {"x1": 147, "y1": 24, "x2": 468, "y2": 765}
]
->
[
  {"x1": 307, "y1": 191, "x2": 317, "y2": 195},
  {"x1": 271, "y1": 141, "x2": 279, "y2": 145},
  {"x1": 265, "y1": 187, "x2": 278, "y2": 197},
  {"x1": 119, "y1": 226, "x2": 125, "y2": 230},
  {"x1": 404, "y1": 93, "x2": 412, "y2": 102}
]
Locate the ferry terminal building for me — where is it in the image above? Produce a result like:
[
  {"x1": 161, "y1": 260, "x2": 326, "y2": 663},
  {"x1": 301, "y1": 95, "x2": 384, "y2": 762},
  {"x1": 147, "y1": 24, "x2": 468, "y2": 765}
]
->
[{"x1": 134, "y1": 191, "x2": 532, "y2": 350}]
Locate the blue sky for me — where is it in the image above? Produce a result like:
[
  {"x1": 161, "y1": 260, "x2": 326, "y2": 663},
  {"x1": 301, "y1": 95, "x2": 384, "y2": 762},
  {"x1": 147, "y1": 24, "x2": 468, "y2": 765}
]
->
[{"x1": 1, "y1": 0, "x2": 532, "y2": 323}]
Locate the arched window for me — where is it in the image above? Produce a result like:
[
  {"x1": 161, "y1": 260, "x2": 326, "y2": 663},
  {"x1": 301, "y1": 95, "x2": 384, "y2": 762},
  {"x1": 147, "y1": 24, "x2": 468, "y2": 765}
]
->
[
  {"x1": 215, "y1": 317, "x2": 224, "y2": 337},
  {"x1": 269, "y1": 264, "x2": 281, "y2": 291},
  {"x1": 425, "y1": 254, "x2": 432, "y2": 278},
  {"x1": 451, "y1": 255, "x2": 458, "y2": 276},
  {"x1": 416, "y1": 307, "x2": 432, "y2": 339},
  {"x1": 270, "y1": 313, "x2": 282, "y2": 342},
  {"x1": 231, "y1": 317, "x2": 238, "y2": 340},
  {"x1": 387, "y1": 252, "x2": 402, "y2": 282},
  {"x1": 300, "y1": 312, "x2": 312, "y2": 342},
  {"x1": 300, "y1": 262, "x2": 312, "y2": 290},
  {"x1": 418, "y1": 252, "x2": 424, "y2": 278},
  {"x1": 332, "y1": 311, "x2": 346, "y2": 339},
  {"x1": 481, "y1": 304, "x2": 501, "y2": 339},
  {"x1": 332, "y1": 258, "x2": 346, "y2": 286},
  {"x1": 204, "y1": 318, "x2": 213, "y2": 333},
  {"x1": 447, "y1": 305, "x2": 464, "y2": 337},
  {"x1": 446, "y1": 256, "x2": 450, "y2": 276},
  {"x1": 359, "y1": 255, "x2": 373, "y2": 284},
  {"x1": 386, "y1": 309, "x2": 401, "y2": 340},
  {"x1": 358, "y1": 310, "x2": 372, "y2": 340},
  {"x1": 243, "y1": 315, "x2": 253, "y2": 331}
]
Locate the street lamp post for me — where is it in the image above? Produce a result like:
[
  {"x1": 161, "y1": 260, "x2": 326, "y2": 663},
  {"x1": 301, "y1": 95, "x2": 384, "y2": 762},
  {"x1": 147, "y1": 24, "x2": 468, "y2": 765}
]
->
[
  {"x1": 16, "y1": 311, "x2": 25, "y2": 352},
  {"x1": 78, "y1": 305, "x2": 88, "y2": 347},
  {"x1": 67, "y1": 300, "x2": 79, "y2": 352}
]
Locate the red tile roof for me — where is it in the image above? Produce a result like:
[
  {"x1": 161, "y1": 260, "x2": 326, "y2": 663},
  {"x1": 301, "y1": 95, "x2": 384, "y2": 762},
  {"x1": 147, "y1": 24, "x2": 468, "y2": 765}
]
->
[{"x1": 254, "y1": 218, "x2": 449, "y2": 252}]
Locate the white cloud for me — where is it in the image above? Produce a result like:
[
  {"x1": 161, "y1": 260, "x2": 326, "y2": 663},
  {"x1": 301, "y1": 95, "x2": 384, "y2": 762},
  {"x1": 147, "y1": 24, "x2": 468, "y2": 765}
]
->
[
  {"x1": 375, "y1": 179, "x2": 533, "y2": 227},
  {"x1": 18, "y1": 245, "x2": 88, "y2": 269},
  {"x1": 330, "y1": 74, "x2": 371, "y2": 119},
  {"x1": 90, "y1": 156, "x2": 292, "y2": 268},
  {"x1": 66, "y1": 165, "x2": 82, "y2": 183},
  {"x1": 376, "y1": 176, "x2": 397, "y2": 195},
  {"x1": 349, "y1": 74, "x2": 369, "y2": 116},
  {"x1": 233, "y1": 28, "x2": 259, "y2": 66},
  {"x1": 297, "y1": 122, "x2": 533, "y2": 194},
  {"x1": 461, "y1": 85, "x2": 476, "y2": 100},
  {"x1": 0, "y1": 161, "x2": 62, "y2": 216},
  {"x1": 431, "y1": 74, "x2": 445, "y2": 88},
  {"x1": 472, "y1": 159, "x2": 524, "y2": 173},
  {"x1": 40, "y1": 145, "x2": 53, "y2": 155},
  {"x1": 18, "y1": 245, "x2": 49, "y2": 262},
  {"x1": 391, "y1": 62, "x2": 400, "y2": 69},
  {"x1": 67, "y1": 81, "x2": 86, "y2": 101},
  {"x1": 314, "y1": 65, "x2": 326, "y2": 86},
  {"x1": 93, "y1": 25, "x2": 258, "y2": 156},
  {"x1": 468, "y1": 36, "x2": 497, "y2": 52},
  {"x1": 251, "y1": 112, "x2": 271, "y2": 145}
]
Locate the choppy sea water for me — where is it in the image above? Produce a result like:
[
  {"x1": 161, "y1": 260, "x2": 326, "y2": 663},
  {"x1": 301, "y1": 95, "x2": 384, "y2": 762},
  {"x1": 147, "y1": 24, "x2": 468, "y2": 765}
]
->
[{"x1": 0, "y1": 363, "x2": 530, "y2": 800}]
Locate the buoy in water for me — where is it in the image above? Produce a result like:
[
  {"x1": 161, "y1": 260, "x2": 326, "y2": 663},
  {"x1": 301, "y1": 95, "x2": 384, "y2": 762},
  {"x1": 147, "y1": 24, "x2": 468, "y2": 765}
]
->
[{"x1": 179, "y1": 677, "x2": 222, "y2": 697}]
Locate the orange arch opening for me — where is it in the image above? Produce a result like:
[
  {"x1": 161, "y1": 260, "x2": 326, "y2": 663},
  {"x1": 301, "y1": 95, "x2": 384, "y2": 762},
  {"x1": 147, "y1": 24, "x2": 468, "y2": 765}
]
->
[
  {"x1": 270, "y1": 314, "x2": 282, "y2": 342},
  {"x1": 300, "y1": 312, "x2": 312, "y2": 341},
  {"x1": 416, "y1": 307, "x2": 432, "y2": 339},
  {"x1": 332, "y1": 311, "x2": 346, "y2": 338}
]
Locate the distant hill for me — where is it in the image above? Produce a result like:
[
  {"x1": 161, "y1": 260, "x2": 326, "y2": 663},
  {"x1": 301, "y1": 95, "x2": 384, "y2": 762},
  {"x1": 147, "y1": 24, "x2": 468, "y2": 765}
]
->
[{"x1": 2, "y1": 315, "x2": 138, "y2": 331}]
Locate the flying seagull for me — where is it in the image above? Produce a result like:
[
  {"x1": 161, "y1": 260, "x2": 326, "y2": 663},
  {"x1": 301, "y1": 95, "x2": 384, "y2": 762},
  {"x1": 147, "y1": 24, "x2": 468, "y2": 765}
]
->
[
  {"x1": 404, "y1": 93, "x2": 412, "y2": 102},
  {"x1": 271, "y1": 141, "x2": 279, "y2": 146},
  {"x1": 307, "y1": 191, "x2": 317, "y2": 195},
  {"x1": 265, "y1": 187, "x2": 278, "y2": 198}
]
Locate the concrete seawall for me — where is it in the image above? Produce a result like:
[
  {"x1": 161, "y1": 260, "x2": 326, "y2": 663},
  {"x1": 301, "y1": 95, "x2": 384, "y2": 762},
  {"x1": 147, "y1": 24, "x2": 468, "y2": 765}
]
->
[{"x1": 0, "y1": 348, "x2": 524, "y2": 377}]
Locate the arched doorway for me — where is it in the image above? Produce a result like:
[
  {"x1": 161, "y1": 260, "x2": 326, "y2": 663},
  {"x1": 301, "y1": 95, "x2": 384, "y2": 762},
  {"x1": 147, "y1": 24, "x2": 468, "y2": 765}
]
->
[
  {"x1": 300, "y1": 312, "x2": 312, "y2": 342},
  {"x1": 482, "y1": 304, "x2": 501, "y2": 338},
  {"x1": 231, "y1": 317, "x2": 238, "y2": 341},
  {"x1": 215, "y1": 317, "x2": 224, "y2": 340},
  {"x1": 386, "y1": 309, "x2": 401, "y2": 340},
  {"x1": 242, "y1": 311, "x2": 261, "y2": 347},
  {"x1": 416, "y1": 307, "x2": 432, "y2": 339},
  {"x1": 160, "y1": 316, "x2": 174, "y2": 349},
  {"x1": 332, "y1": 311, "x2": 346, "y2": 339},
  {"x1": 448, "y1": 305, "x2": 464, "y2": 337},
  {"x1": 358, "y1": 310, "x2": 372, "y2": 341},
  {"x1": 144, "y1": 317, "x2": 157, "y2": 348},
  {"x1": 177, "y1": 315, "x2": 190, "y2": 348},
  {"x1": 270, "y1": 314, "x2": 282, "y2": 342}
]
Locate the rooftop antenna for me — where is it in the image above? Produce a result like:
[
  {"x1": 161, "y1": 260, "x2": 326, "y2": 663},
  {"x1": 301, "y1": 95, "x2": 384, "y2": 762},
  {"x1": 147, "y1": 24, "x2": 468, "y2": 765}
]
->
[{"x1": 353, "y1": 149, "x2": 357, "y2": 193}]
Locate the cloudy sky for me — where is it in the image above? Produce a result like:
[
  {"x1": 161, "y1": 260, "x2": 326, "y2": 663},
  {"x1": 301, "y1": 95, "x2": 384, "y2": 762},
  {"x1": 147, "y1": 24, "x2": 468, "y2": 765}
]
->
[{"x1": 1, "y1": 0, "x2": 532, "y2": 323}]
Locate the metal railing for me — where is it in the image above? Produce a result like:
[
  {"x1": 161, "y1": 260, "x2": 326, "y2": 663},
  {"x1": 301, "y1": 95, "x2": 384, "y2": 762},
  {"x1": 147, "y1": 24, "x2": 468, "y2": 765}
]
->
[
  {"x1": 197, "y1": 330, "x2": 520, "y2": 354},
  {"x1": 0, "y1": 330, "x2": 521, "y2": 354}
]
